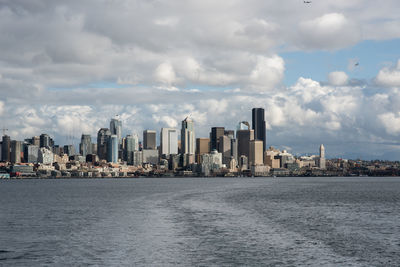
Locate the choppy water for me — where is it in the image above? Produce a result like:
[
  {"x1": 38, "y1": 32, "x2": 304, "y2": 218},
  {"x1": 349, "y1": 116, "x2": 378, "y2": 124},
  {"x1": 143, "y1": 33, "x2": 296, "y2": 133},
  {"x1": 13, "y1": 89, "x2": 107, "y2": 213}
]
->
[{"x1": 0, "y1": 177, "x2": 400, "y2": 266}]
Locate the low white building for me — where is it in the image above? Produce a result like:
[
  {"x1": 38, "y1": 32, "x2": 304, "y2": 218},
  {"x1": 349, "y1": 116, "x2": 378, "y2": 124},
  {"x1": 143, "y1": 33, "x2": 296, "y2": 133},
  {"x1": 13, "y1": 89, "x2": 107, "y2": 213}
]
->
[
  {"x1": 38, "y1": 147, "x2": 53, "y2": 165},
  {"x1": 201, "y1": 150, "x2": 222, "y2": 176}
]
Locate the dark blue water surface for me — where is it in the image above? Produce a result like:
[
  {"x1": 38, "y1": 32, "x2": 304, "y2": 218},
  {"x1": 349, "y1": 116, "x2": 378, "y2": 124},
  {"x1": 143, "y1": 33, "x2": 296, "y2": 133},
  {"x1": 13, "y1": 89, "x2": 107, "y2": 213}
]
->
[{"x1": 0, "y1": 177, "x2": 399, "y2": 266}]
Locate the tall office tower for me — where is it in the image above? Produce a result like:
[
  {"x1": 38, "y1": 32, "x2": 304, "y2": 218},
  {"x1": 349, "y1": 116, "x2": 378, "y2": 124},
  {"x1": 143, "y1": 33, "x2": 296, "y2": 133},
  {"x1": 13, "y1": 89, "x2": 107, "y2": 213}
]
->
[
  {"x1": 319, "y1": 144, "x2": 326, "y2": 169},
  {"x1": 237, "y1": 121, "x2": 250, "y2": 130},
  {"x1": 160, "y1": 128, "x2": 178, "y2": 156},
  {"x1": 252, "y1": 108, "x2": 266, "y2": 152},
  {"x1": 181, "y1": 117, "x2": 196, "y2": 154},
  {"x1": 125, "y1": 135, "x2": 137, "y2": 165},
  {"x1": 107, "y1": 135, "x2": 118, "y2": 163},
  {"x1": 79, "y1": 134, "x2": 92, "y2": 157},
  {"x1": 31, "y1": 136, "x2": 40, "y2": 146},
  {"x1": 25, "y1": 145, "x2": 39, "y2": 163},
  {"x1": 1, "y1": 135, "x2": 10, "y2": 162},
  {"x1": 97, "y1": 128, "x2": 111, "y2": 160},
  {"x1": 143, "y1": 130, "x2": 156, "y2": 150},
  {"x1": 236, "y1": 128, "x2": 254, "y2": 160},
  {"x1": 219, "y1": 135, "x2": 232, "y2": 165},
  {"x1": 63, "y1": 145, "x2": 76, "y2": 156},
  {"x1": 10, "y1": 140, "x2": 22, "y2": 164},
  {"x1": 231, "y1": 138, "x2": 238, "y2": 163},
  {"x1": 196, "y1": 138, "x2": 210, "y2": 164},
  {"x1": 210, "y1": 127, "x2": 225, "y2": 151},
  {"x1": 39, "y1": 133, "x2": 51, "y2": 148},
  {"x1": 110, "y1": 117, "x2": 122, "y2": 144},
  {"x1": 249, "y1": 140, "x2": 264, "y2": 166},
  {"x1": 224, "y1": 130, "x2": 235, "y2": 139}
]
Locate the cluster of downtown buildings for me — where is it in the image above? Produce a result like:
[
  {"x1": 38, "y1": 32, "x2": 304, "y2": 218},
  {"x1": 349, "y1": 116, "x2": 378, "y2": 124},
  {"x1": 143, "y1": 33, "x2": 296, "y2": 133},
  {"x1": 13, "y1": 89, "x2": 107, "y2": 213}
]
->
[{"x1": 0, "y1": 107, "x2": 355, "y2": 179}]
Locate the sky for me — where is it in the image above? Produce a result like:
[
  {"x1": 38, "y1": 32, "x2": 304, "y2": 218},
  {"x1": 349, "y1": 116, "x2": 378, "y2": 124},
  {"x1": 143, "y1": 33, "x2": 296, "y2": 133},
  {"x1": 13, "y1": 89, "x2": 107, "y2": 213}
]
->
[{"x1": 0, "y1": 0, "x2": 400, "y2": 160}]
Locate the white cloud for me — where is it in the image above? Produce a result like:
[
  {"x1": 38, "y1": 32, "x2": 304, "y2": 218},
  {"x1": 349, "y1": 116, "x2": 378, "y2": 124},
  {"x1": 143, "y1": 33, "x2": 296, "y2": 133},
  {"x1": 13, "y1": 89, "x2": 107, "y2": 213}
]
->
[
  {"x1": 376, "y1": 60, "x2": 400, "y2": 87},
  {"x1": 328, "y1": 71, "x2": 349, "y2": 86},
  {"x1": 379, "y1": 112, "x2": 400, "y2": 135},
  {"x1": 298, "y1": 13, "x2": 360, "y2": 50},
  {"x1": 154, "y1": 62, "x2": 177, "y2": 85},
  {"x1": 249, "y1": 55, "x2": 285, "y2": 91}
]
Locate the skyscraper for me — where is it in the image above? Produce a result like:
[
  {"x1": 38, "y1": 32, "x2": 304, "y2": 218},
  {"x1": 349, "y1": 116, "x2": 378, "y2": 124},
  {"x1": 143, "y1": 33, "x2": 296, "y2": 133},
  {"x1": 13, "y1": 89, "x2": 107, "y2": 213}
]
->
[
  {"x1": 110, "y1": 117, "x2": 122, "y2": 144},
  {"x1": 79, "y1": 134, "x2": 92, "y2": 157},
  {"x1": 160, "y1": 128, "x2": 178, "y2": 156},
  {"x1": 319, "y1": 144, "x2": 326, "y2": 169},
  {"x1": 125, "y1": 135, "x2": 137, "y2": 165},
  {"x1": 249, "y1": 140, "x2": 263, "y2": 166},
  {"x1": 181, "y1": 117, "x2": 195, "y2": 154},
  {"x1": 236, "y1": 128, "x2": 254, "y2": 160},
  {"x1": 143, "y1": 130, "x2": 156, "y2": 150},
  {"x1": 97, "y1": 128, "x2": 111, "y2": 160},
  {"x1": 210, "y1": 127, "x2": 225, "y2": 151},
  {"x1": 1, "y1": 135, "x2": 10, "y2": 162},
  {"x1": 196, "y1": 138, "x2": 210, "y2": 164},
  {"x1": 39, "y1": 133, "x2": 51, "y2": 148},
  {"x1": 219, "y1": 135, "x2": 232, "y2": 165},
  {"x1": 252, "y1": 108, "x2": 266, "y2": 152},
  {"x1": 10, "y1": 140, "x2": 22, "y2": 164},
  {"x1": 107, "y1": 135, "x2": 118, "y2": 163}
]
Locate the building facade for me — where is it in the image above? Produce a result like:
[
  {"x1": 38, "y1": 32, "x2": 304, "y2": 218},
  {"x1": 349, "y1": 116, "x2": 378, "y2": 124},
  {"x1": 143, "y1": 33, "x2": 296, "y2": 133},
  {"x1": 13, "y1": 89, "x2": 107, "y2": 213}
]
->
[{"x1": 181, "y1": 117, "x2": 195, "y2": 155}]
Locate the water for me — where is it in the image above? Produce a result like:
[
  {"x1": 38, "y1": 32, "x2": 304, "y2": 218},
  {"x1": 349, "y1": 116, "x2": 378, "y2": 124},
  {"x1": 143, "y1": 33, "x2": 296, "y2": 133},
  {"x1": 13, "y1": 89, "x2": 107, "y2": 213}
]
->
[{"x1": 1, "y1": 177, "x2": 399, "y2": 266}]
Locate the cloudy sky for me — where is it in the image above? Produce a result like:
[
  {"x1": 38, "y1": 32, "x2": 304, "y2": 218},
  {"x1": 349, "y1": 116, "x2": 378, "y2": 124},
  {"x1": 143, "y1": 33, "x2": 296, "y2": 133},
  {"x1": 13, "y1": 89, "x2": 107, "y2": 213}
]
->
[{"x1": 1, "y1": 0, "x2": 400, "y2": 159}]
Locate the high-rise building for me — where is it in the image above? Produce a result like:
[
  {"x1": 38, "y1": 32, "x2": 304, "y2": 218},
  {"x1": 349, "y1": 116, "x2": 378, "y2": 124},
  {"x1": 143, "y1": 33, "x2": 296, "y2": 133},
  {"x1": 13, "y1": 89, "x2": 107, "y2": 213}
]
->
[
  {"x1": 236, "y1": 129, "x2": 254, "y2": 160},
  {"x1": 24, "y1": 145, "x2": 39, "y2": 163},
  {"x1": 97, "y1": 128, "x2": 111, "y2": 160},
  {"x1": 79, "y1": 134, "x2": 92, "y2": 157},
  {"x1": 107, "y1": 135, "x2": 118, "y2": 163},
  {"x1": 196, "y1": 138, "x2": 210, "y2": 164},
  {"x1": 160, "y1": 128, "x2": 178, "y2": 156},
  {"x1": 39, "y1": 133, "x2": 51, "y2": 148},
  {"x1": 319, "y1": 144, "x2": 326, "y2": 169},
  {"x1": 181, "y1": 117, "x2": 195, "y2": 154},
  {"x1": 110, "y1": 117, "x2": 122, "y2": 144},
  {"x1": 31, "y1": 136, "x2": 40, "y2": 146},
  {"x1": 125, "y1": 135, "x2": 138, "y2": 165},
  {"x1": 63, "y1": 145, "x2": 76, "y2": 156},
  {"x1": 237, "y1": 121, "x2": 250, "y2": 130},
  {"x1": 249, "y1": 140, "x2": 264, "y2": 166},
  {"x1": 219, "y1": 135, "x2": 232, "y2": 165},
  {"x1": 1, "y1": 135, "x2": 11, "y2": 162},
  {"x1": 231, "y1": 138, "x2": 238, "y2": 163},
  {"x1": 143, "y1": 130, "x2": 156, "y2": 150},
  {"x1": 252, "y1": 108, "x2": 266, "y2": 152},
  {"x1": 10, "y1": 140, "x2": 22, "y2": 164},
  {"x1": 210, "y1": 127, "x2": 225, "y2": 151}
]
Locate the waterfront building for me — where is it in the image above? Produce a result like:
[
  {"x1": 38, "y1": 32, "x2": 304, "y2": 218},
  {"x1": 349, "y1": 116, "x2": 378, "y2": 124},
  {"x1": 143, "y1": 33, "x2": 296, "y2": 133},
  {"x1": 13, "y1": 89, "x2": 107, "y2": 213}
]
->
[
  {"x1": 319, "y1": 144, "x2": 326, "y2": 169},
  {"x1": 143, "y1": 130, "x2": 156, "y2": 150},
  {"x1": 10, "y1": 140, "x2": 22, "y2": 164},
  {"x1": 107, "y1": 135, "x2": 118, "y2": 163},
  {"x1": 252, "y1": 108, "x2": 266, "y2": 152},
  {"x1": 79, "y1": 134, "x2": 92, "y2": 158},
  {"x1": 231, "y1": 138, "x2": 238, "y2": 163},
  {"x1": 210, "y1": 127, "x2": 225, "y2": 151},
  {"x1": 160, "y1": 128, "x2": 178, "y2": 156},
  {"x1": 249, "y1": 140, "x2": 263, "y2": 166},
  {"x1": 97, "y1": 128, "x2": 111, "y2": 160},
  {"x1": 1, "y1": 135, "x2": 10, "y2": 162},
  {"x1": 201, "y1": 150, "x2": 222, "y2": 176},
  {"x1": 110, "y1": 117, "x2": 122, "y2": 144},
  {"x1": 239, "y1": 155, "x2": 248, "y2": 171},
  {"x1": 236, "y1": 128, "x2": 254, "y2": 160},
  {"x1": 181, "y1": 117, "x2": 195, "y2": 155},
  {"x1": 195, "y1": 138, "x2": 210, "y2": 164}
]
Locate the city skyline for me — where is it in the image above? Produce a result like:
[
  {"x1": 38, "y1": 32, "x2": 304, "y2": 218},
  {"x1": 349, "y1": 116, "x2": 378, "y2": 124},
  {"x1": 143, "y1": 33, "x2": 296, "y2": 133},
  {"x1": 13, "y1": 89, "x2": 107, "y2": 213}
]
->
[{"x1": 0, "y1": 1, "x2": 399, "y2": 159}]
